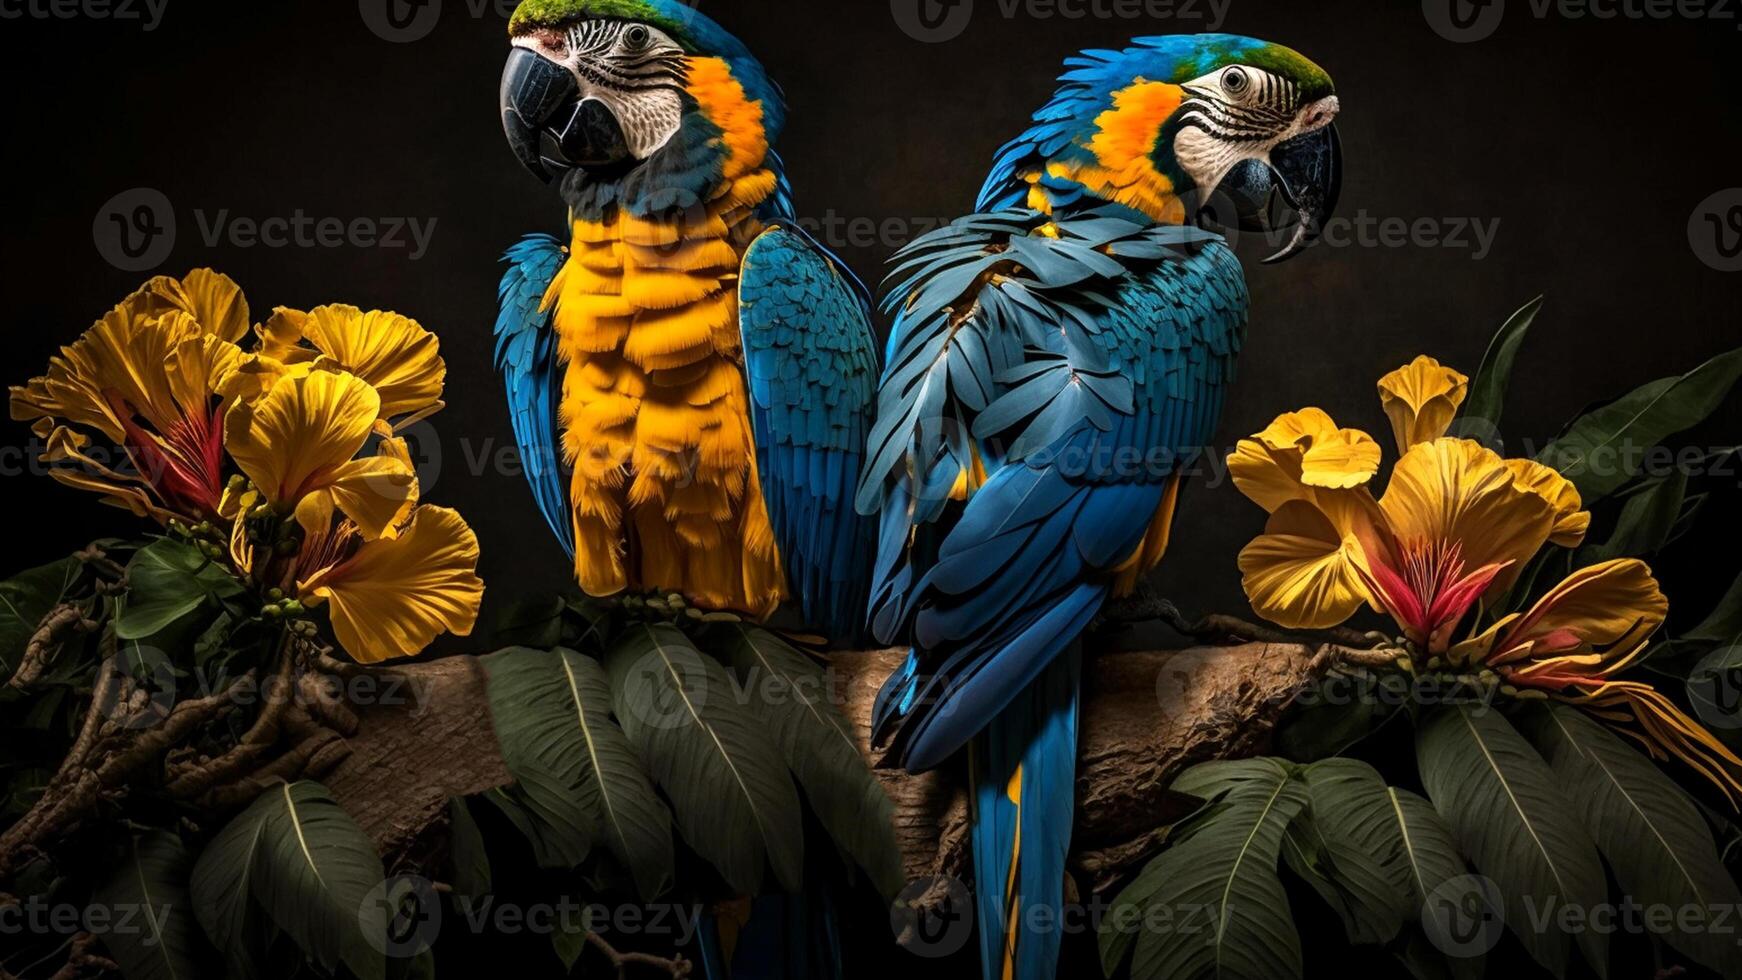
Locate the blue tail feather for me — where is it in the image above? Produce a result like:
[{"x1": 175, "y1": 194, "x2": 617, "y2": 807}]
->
[{"x1": 971, "y1": 651, "x2": 1079, "y2": 980}]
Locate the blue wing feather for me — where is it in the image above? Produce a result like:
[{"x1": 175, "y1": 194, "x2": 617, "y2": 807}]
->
[
  {"x1": 739, "y1": 224, "x2": 880, "y2": 644},
  {"x1": 862, "y1": 206, "x2": 1248, "y2": 769},
  {"x1": 495, "y1": 233, "x2": 573, "y2": 558}
]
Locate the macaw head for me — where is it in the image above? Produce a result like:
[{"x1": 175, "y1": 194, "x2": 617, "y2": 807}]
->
[
  {"x1": 499, "y1": 0, "x2": 785, "y2": 216},
  {"x1": 983, "y1": 34, "x2": 1342, "y2": 262}
]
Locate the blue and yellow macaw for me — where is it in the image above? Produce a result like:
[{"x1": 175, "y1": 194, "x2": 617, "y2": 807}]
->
[
  {"x1": 859, "y1": 35, "x2": 1343, "y2": 979},
  {"x1": 493, "y1": 0, "x2": 877, "y2": 641}
]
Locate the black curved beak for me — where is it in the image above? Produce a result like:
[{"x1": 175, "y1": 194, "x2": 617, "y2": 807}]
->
[
  {"x1": 501, "y1": 47, "x2": 634, "y2": 184},
  {"x1": 1213, "y1": 124, "x2": 1343, "y2": 264}
]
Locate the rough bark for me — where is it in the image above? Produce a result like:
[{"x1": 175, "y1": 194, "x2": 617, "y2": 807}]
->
[{"x1": 328, "y1": 642, "x2": 1335, "y2": 889}]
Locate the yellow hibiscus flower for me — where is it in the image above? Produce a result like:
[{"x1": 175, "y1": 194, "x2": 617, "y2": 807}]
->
[
  {"x1": 10, "y1": 272, "x2": 250, "y2": 520},
  {"x1": 1229, "y1": 358, "x2": 1588, "y2": 645},
  {"x1": 1232, "y1": 355, "x2": 1741, "y2": 801}
]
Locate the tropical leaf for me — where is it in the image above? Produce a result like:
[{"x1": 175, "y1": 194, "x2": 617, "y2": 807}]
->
[
  {"x1": 1100, "y1": 758, "x2": 1307, "y2": 980},
  {"x1": 1539, "y1": 346, "x2": 1742, "y2": 502},
  {"x1": 1282, "y1": 760, "x2": 1409, "y2": 945},
  {"x1": 716, "y1": 624, "x2": 903, "y2": 898},
  {"x1": 1688, "y1": 570, "x2": 1742, "y2": 645},
  {"x1": 0, "y1": 555, "x2": 84, "y2": 677},
  {"x1": 483, "y1": 646, "x2": 674, "y2": 898},
  {"x1": 489, "y1": 594, "x2": 566, "y2": 649},
  {"x1": 1459, "y1": 295, "x2": 1542, "y2": 440},
  {"x1": 1416, "y1": 705, "x2": 1608, "y2": 978},
  {"x1": 447, "y1": 797, "x2": 491, "y2": 901},
  {"x1": 1575, "y1": 470, "x2": 1691, "y2": 567},
  {"x1": 93, "y1": 831, "x2": 214, "y2": 980},
  {"x1": 605, "y1": 623, "x2": 804, "y2": 894},
  {"x1": 1382, "y1": 787, "x2": 1486, "y2": 980},
  {"x1": 118, "y1": 539, "x2": 243, "y2": 641},
  {"x1": 1526, "y1": 703, "x2": 1742, "y2": 975},
  {"x1": 190, "y1": 781, "x2": 386, "y2": 980}
]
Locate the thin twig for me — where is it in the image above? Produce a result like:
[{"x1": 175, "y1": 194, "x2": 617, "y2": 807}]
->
[{"x1": 583, "y1": 931, "x2": 692, "y2": 979}]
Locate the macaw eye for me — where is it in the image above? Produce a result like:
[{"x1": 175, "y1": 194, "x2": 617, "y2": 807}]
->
[
  {"x1": 1222, "y1": 67, "x2": 1251, "y2": 98},
  {"x1": 623, "y1": 24, "x2": 652, "y2": 50}
]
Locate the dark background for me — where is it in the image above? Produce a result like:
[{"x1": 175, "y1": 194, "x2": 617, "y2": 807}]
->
[{"x1": 1, "y1": 0, "x2": 1739, "y2": 975}]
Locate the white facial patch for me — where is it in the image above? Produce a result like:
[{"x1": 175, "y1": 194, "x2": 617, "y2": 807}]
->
[
  {"x1": 1172, "y1": 66, "x2": 1317, "y2": 205},
  {"x1": 512, "y1": 21, "x2": 688, "y2": 161}
]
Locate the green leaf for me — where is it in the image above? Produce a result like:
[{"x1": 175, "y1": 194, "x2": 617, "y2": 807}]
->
[
  {"x1": 447, "y1": 797, "x2": 491, "y2": 901},
  {"x1": 1540, "y1": 347, "x2": 1742, "y2": 502},
  {"x1": 717, "y1": 624, "x2": 903, "y2": 898},
  {"x1": 1282, "y1": 760, "x2": 1409, "y2": 945},
  {"x1": 0, "y1": 555, "x2": 84, "y2": 676},
  {"x1": 1416, "y1": 705, "x2": 1609, "y2": 978},
  {"x1": 190, "y1": 781, "x2": 387, "y2": 980},
  {"x1": 1277, "y1": 677, "x2": 1404, "y2": 763},
  {"x1": 119, "y1": 540, "x2": 243, "y2": 641},
  {"x1": 1383, "y1": 788, "x2": 1485, "y2": 980},
  {"x1": 1688, "y1": 571, "x2": 1742, "y2": 644},
  {"x1": 552, "y1": 916, "x2": 588, "y2": 972},
  {"x1": 93, "y1": 831, "x2": 214, "y2": 980},
  {"x1": 1100, "y1": 758, "x2": 1307, "y2": 980},
  {"x1": 1525, "y1": 703, "x2": 1742, "y2": 974},
  {"x1": 605, "y1": 623, "x2": 804, "y2": 895},
  {"x1": 1460, "y1": 295, "x2": 1543, "y2": 439},
  {"x1": 483, "y1": 646, "x2": 674, "y2": 899},
  {"x1": 489, "y1": 594, "x2": 566, "y2": 650},
  {"x1": 1575, "y1": 470, "x2": 1690, "y2": 567}
]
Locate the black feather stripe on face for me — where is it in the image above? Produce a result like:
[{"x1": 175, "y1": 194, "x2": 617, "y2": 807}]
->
[
  {"x1": 562, "y1": 21, "x2": 688, "y2": 95},
  {"x1": 1179, "y1": 71, "x2": 1301, "y2": 144}
]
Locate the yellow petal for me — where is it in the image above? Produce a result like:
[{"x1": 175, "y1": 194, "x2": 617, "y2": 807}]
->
[
  {"x1": 255, "y1": 307, "x2": 314, "y2": 363},
  {"x1": 1238, "y1": 499, "x2": 1371, "y2": 630},
  {"x1": 26, "y1": 423, "x2": 176, "y2": 521},
  {"x1": 1228, "y1": 408, "x2": 1380, "y2": 513},
  {"x1": 1496, "y1": 559, "x2": 1667, "y2": 672},
  {"x1": 293, "y1": 454, "x2": 417, "y2": 541},
  {"x1": 296, "y1": 305, "x2": 446, "y2": 423},
  {"x1": 126, "y1": 269, "x2": 251, "y2": 343},
  {"x1": 299, "y1": 506, "x2": 483, "y2": 664},
  {"x1": 1377, "y1": 356, "x2": 1469, "y2": 453},
  {"x1": 1573, "y1": 683, "x2": 1742, "y2": 807},
  {"x1": 224, "y1": 369, "x2": 402, "y2": 535},
  {"x1": 164, "y1": 327, "x2": 244, "y2": 416},
  {"x1": 1300, "y1": 427, "x2": 1383, "y2": 490},
  {"x1": 1379, "y1": 438, "x2": 1555, "y2": 591},
  {"x1": 11, "y1": 299, "x2": 205, "y2": 440},
  {"x1": 1505, "y1": 458, "x2": 1590, "y2": 548}
]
